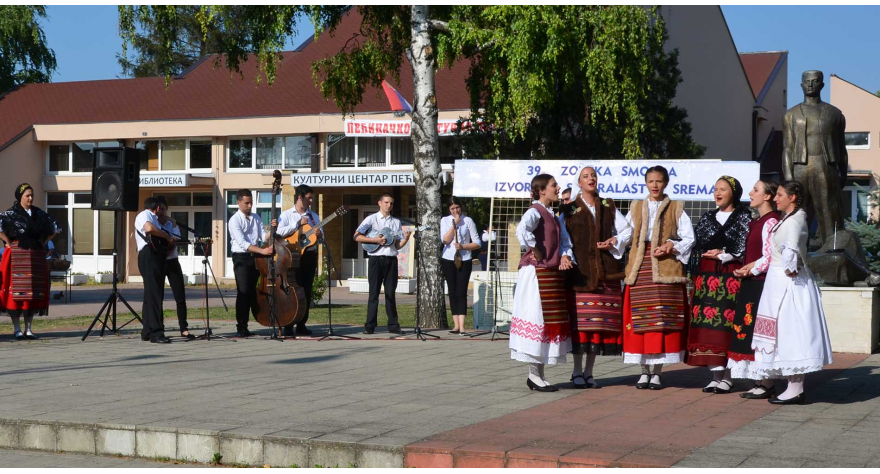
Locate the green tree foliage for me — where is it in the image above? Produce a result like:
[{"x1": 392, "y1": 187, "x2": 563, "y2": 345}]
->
[
  {"x1": 117, "y1": 5, "x2": 232, "y2": 78},
  {"x1": 0, "y1": 5, "x2": 57, "y2": 92},
  {"x1": 846, "y1": 220, "x2": 880, "y2": 272}
]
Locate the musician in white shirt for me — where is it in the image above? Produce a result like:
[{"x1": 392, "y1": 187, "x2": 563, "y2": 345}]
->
[
  {"x1": 353, "y1": 193, "x2": 411, "y2": 334},
  {"x1": 228, "y1": 189, "x2": 273, "y2": 338},
  {"x1": 134, "y1": 197, "x2": 176, "y2": 343},
  {"x1": 276, "y1": 184, "x2": 322, "y2": 336},
  {"x1": 155, "y1": 197, "x2": 194, "y2": 340}
]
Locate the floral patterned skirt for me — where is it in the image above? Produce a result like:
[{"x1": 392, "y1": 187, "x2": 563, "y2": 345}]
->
[{"x1": 686, "y1": 258, "x2": 743, "y2": 368}]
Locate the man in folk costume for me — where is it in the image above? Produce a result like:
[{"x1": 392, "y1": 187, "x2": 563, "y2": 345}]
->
[
  {"x1": 560, "y1": 166, "x2": 631, "y2": 389},
  {"x1": 0, "y1": 184, "x2": 57, "y2": 340},
  {"x1": 622, "y1": 166, "x2": 695, "y2": 390},
  {"x1": 686, "y1": 176, "x2": 753, "y2": 395},
  {"x1": 510, "y1": 174, "x2": 575, "y2": 392}
]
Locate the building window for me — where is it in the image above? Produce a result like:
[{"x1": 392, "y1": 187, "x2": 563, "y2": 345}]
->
[
  {"x1": 284, "y1": 136, "x2": 312, "y2": 169},
  {"x1": 438, "y1": 136, "x2": 462, "y2": 164},
  {"x1": 327, "y1": 134, "x2": 355, "y2": 167},
  {"x1": 72, "y1": 208, "x2": 95, "y2": 255},
  {"x1": 228, "y1": 139, "x2": 253, "y2": 169},
  {"x1": 190, "y1": 140, "x2": 212, "y2": 169},
  {"x1": 72, "y1": 143, "x2": 93, "y2": 173},
  {"x1": 390, "y1": 137, "x2": 413, "y2": 165},
  {"x1": 137, "y1": 140, "x2": 160, "y2": 171},
  {"x1": 161, "y1": 139, "x2": 186, "y2": 170},
  {"x1": 98, "y1": 211, "x2": 116, "y2": 255},
  {"x1": 46, "y1": 192, "x2": 119, "y2": 258},
  {"x1": 256, "y1": 137, "x2": 283, "y2": 169},
  {"x1": 46, "y1": 193, "x2": 69, "y2": 257},
  {"x1": 845, "y1": 132, "x2": 870, "y2": 149},
  {"x1": 47, "y1": 142, "x2": 119, "y2": 174},
  {"x1": 358, "y1": 137, "x2": 387, "y2": 167},
  {"x1": 49, "y1": 145, "x2": 69, "y2": 172}
]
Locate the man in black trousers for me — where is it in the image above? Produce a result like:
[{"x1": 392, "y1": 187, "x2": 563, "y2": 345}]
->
[
  {"x1": 277, "y1": 184, "x2": 322, "y2": 336},
  {"x1": 134, "y1": 197, "x2": 175, "y2": 343}
]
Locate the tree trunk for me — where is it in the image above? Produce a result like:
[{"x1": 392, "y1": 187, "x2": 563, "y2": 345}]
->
[{"x1": 409, "y1": 5, "x2": 446, "y2": 329}]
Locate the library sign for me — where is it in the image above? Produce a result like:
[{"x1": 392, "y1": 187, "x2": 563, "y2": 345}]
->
[
  {"x1": 452, "y1": 159, "x2": 761, "y2": 201},
  {"x1": 139, "y1": 174, "x2": 189, "y2": 187}
]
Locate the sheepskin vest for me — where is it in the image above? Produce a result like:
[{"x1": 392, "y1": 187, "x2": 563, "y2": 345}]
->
[
  {"x1": 563, "y1": 196, "x2": 625, "y2": 292},
  {"x1": 624, "y1": 196, "x2": 689, "y2": 285}
]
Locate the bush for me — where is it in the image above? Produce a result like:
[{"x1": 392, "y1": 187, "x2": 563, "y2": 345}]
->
[
  {"x1": 846, "y1": 219, "x2": 880, "y2": 272},
  {"x1": 311, "y1": 272, "x2": 328, "y2": 307}
]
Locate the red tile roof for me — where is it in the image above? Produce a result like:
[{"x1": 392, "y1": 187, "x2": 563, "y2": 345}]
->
[
  {"x1": 739, "y1": 52, "x2": 786, "y2": 102},
  {"x1": 0, "y1": 10, "x2": 471, "y2": 151}
]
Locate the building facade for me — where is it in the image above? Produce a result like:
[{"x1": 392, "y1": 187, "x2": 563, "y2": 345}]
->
[{"x1": 0, "y1": 8, "x2": 782, "y2": 282}]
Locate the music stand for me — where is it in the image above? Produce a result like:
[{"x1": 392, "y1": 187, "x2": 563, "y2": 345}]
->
[
  {"x1": 318, "y1": 239, "x2": 359, "y2": 340},
  {"x1": 395, "y1": 222, "x2": 439, "y2": 341},
  {"x1": 193, "y1": 237, "x2": 233, "y2": 342},
  {"x1": 82, "y1": 210, "x2": 142, "y2": 340}
]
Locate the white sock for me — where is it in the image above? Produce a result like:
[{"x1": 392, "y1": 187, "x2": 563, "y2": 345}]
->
[
  {"x1": 572, "y1": 353, "x2": 584, "y2": 377},
  {"x1": 538, "y1": 363, "x2": 551, "y2": 385},
  {"x1": 11, "y1": 315, "x2": 21, "y2": 334},
  {"x1": 529, "y1": 363, "x2": 547, "y2": 387},
  {"x1": 585, "y1": 354, "x2": 597, "y2": 378},
  {"x1": 24, "y1": 314, "x2": 34, "y2": 334},
  {"x1": 779, "y1": 375, "x2": 805, "y2": 400},
  {"x1": 637, "y1": 374, "x2": 650, "y2": 385},
  {"x1": 650, "y1": 374, "x2": 662, "y2": 385}
]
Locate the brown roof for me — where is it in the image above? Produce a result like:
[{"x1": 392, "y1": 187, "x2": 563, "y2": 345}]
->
[
  {"x1": 0, "y1": 10, "x2": 471, "y2": 151},
  {"x1": 739, "y1": 51, "x2": 786, "y2": 105}
]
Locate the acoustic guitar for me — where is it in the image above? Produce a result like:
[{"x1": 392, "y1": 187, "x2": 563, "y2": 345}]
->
[
  {"x1": 284, "y1": 205, "x2": 349, "y2": 254},
  {"x1": 361, "y1": 224, "x2": 430, "y2": 253}
]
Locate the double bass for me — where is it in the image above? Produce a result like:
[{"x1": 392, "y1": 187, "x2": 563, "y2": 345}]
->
[{"x1": 254, "y1": 170, "x2": 307, "y2": 332}]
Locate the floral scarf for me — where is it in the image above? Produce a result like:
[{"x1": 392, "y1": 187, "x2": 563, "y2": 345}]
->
[{"x1": 0, "y1": 202, "x2": 57, "y2": 250}]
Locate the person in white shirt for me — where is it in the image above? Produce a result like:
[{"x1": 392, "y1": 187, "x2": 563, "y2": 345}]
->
[
  {"x1": 440, "y1": 197, "x2": 480, "y2": 335},
  {"x1": 478, "y1": 227, "x2": 496, "y2": 270},
  {"x1": 228, "y1": 189, "x2": 273, "y2": 338},
  {"x1": 134, "y1": 197, "x2": 176, "y2": 343},
  {"x1": 353, "y1": 193, "x2": 411, "y2": 334},
  {"x1": 155, "y1": 197, "x2": 193, "y2": 340},
  {"x1": 276, "y1": 184, "x2": 322, "y2": 336}
]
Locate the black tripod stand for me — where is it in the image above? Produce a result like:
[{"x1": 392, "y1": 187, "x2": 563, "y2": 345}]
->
[
  {"x1": 467, "y1": 260, "x2": 509, "y2": 340},
  {"x1": 394, "y1": 228, "x2": 439, "y2": 341},
  {"x1": 318, "y1": 239, "x2": 359, "y2": 341},
  {"x1": 193, "y1": 238, "x2": 232, "y2": 341},
  {"x1": 82, "y1": 211, "x2": 141, "y2": 340}
]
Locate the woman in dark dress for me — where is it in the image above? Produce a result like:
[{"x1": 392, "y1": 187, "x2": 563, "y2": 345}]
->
[{"x1": 0, "y1": 184, "x2": 57, "y2": 340}]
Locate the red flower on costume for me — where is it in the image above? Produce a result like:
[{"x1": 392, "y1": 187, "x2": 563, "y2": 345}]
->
[
  {"x1": 703, "y1": 306, "x2": 718, "y2": 319},
  {"x1": 724, "y1": 309, "x2": 736, "y2": 323},
  {"x1": 744, "y1": 314, "x2": 753, "y2": 326},
  {"x1": 707, "y1": 276, "x2": 720, "y2": 292},
  {"x1": 695, "y1": 276, "x2": 704, "y2": 291},
  {"x1": 692, "y1": 305, "x2": 701, "y2": 318},
  {"x1": 726, "y1": 278, "x2": 740, "y2": 295}
]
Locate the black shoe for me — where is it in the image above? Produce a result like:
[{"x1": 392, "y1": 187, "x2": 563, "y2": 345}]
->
[
  {"x1": 713, "y1": 380, "x2": 734, "y2": 394},
  {"x1": 24, "y1": 332, "x2": 38, "y2": 340},
  {"x1": 741, "y1": 385, "x2": 776, "y2": 400},
  {"x1": 14, "y1": 331, "x2": 24, "y2": 341},
  {"x1": 449, "y1": 330, "x2": 460, "y2": 334},
  {"x1": 296, "y1": 326, "x2": 312, "y2": 336},
  {"x1": 388, "y1": 327, "x2": 402, "y2": 334},
  {"x1": 141, "y1": 336, "x2": 150, "y2": 341},
  {"x1": 527, "y1": 378, "x2": 558, "y2": 392},
  {"x1": 769, "y1": 393, "x2": 806, "y2": 405},
  {"x1": 150, "y1": 336, "x2": 172, "y2": 344},
  {"x1": 702, "y1": 381, "x2": 719, "y2": 393},
  {"x1": 648, "y1": 375, "x2": 663, "y2": 390},
  {"x1": 235, "y1": 329, "x2": 254, "y2": 338},
  {"x1": 571, "y1": 374, "x2": 588, "y2": 389},
  {"x1": 635, "y1": 375, "x2": 650, "y2": 390},
  {"x1": 282, "y1": 326, "x2": 295, "y2": 337},
  {"x1": 179, "y1": 331, "x2": 196, "y2": 340},
  {"x1": 584, "y1": 375, "x2": 600, "y2": 389},
  {"x1": 363, "y1": 329, "x2": 375, "y2": 335}
]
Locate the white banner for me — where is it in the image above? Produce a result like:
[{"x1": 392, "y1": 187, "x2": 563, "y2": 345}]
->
[
  {"x1": 452, "y1": 160, "x2": 761, "y2": 201},
  {"x1": 139, "y1": 174, "x2": 189, "y2": 187},
  {"x1": 291, "y1": 171, "x2": 415, "y2": 187},
  {"x1": 344, "y1": 119, "x2": 477, "y2": 137}
]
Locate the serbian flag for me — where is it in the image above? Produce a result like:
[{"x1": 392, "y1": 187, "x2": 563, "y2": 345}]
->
[{"x1": 381, "y1": 80, "x2": 413, "y2": 114}]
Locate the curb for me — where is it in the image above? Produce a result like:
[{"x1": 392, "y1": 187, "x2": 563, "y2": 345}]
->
[{"x1": 0, "y1": 418, "x2": 403, "y2": 468}]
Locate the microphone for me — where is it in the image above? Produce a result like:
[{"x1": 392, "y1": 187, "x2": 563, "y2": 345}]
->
[{"x1": 174, "y1": 222, "x2": 201, "y2": 237}]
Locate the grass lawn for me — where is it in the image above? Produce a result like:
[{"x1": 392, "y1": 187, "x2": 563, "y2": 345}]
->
[{"x1": 0, "y1": 304, "x2": 475, "y2": 334}]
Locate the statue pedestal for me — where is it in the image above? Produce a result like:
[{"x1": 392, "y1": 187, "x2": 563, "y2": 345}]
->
[
  {"x1": 807, "y1": 229, "x2": 877, "y2": 286},
  {"x1": 820, "y1": 287, "x2": 880, "y2": 354}
]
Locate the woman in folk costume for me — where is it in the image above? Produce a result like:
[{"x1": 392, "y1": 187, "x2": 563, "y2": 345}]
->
[
  {"x1": 560, "y1": 166, "x2": 631, "y2": 389},
  {"x1": 752, "y1": 181, "x2": 832, "y2": 405},
  {"x1": 510, "y1": 173, "x2": 575, "y2": 392},
  {"x1": 0, "y1": 184, "x2": 58, "y2": 340},
  {"x1": 621, "y1": 166, "x2": 695, "y2": 390},
  {"x1": 686, "y1": 176, "x2": 753, "y2": 395},
  {"x1": 730, "y1": 180, "x2": 781, "y2": 399}
]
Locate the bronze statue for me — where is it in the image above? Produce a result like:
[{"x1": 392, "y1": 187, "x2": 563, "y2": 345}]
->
[{"x1": 782, "y1": 70, "x2": 848, "y2": 251}]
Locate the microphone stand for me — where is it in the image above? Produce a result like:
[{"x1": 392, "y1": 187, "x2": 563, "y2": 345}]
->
[
  {"x1": 394, "y1": 217, "x2": 439, "y2": 341},
  {"x1": 193, "y1": 236, "x2": 232, "y2": 342}
]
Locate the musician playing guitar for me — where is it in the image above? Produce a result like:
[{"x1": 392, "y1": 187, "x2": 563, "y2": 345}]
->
[
  {"x1": 134, "y1": 197, "x2": 176, "y2": 344},
  {"x1": 353, "y1": 193, "x2": 411, "y2": 335},
  {"x1": 155, "y1": 196, "x2": 194, "y2": 340},
  {"x1": 276, "y1": 184, "x2": 322, "y2": 336}
]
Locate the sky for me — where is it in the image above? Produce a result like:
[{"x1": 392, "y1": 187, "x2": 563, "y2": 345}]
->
[
  {"x1": 40, "y1": 5, "x2": 880, "y2": 103},
  {"x1": 40, "y1": 5, "x2": 315, "y2": 83}
]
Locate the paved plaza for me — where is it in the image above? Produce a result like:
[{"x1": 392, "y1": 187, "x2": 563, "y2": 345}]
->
[{"x1": 0, "y1": 318, "x2": 878, "y2": 468}]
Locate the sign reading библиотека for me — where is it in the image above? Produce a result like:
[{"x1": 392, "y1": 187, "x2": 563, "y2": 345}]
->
[
  {"x1": 452, "y1": 159, "x2": 761, "y2": 201},
  {"x1": 139, "y1": 174, "x2": 189, "y2": 187}
]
